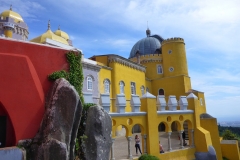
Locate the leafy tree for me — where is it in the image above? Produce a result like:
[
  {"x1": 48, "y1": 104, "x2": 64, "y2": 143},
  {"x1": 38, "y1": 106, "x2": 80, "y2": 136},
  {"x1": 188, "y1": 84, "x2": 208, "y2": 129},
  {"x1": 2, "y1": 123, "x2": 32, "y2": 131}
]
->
[{"x1": 222, "y1": 129, "x2": 239, "y2": 140}]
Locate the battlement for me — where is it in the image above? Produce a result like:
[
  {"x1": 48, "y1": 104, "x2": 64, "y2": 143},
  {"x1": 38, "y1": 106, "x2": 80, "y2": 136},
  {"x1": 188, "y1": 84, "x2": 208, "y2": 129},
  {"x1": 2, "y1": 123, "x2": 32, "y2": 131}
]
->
[
  {"x1": 129, "y1": 53, "x2": 163, "y2": 62},
  {"x1": 162, "y1": 37, "x2": 184, "y2": 45}
]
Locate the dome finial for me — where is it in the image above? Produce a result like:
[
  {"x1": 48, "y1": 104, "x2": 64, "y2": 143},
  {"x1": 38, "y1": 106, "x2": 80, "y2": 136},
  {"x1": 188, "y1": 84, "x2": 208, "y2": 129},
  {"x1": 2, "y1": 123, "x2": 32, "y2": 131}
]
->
[
  {"x1": 10, "y1": 4, "x2": 12, "y2": 11},
  {"x1": 146, "y1": 21, "x2": 151, "y2": 37},
  {"x1": 58, "y1": 25, "x2": 60, "y2": 30},
  {"x1": 48, "y1": 20, "x2": 50, "y2": 30}
]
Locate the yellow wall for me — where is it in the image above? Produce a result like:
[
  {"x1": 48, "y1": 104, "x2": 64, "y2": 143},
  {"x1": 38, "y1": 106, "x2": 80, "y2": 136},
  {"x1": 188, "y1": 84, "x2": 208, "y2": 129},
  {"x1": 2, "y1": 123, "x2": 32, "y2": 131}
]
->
[
  {"x1": 98, "y1": 66, "x2": 113, "y2": 111},
  {"x1": 145, "y1": 79, "x2": 152, "y2": 93},
  {"x1": 221, "y1": 141, "x2": 240, "y2": 160},
  {"x1": 158, "y1": 148, "x2": 196, "y2": 160},
  {"x1": 144, "y1": 62, "x2": 164, "y2": 79},
  {"x1": 95, "y1": 56, "x2": 108, "y2": 65},
  {"x1": 151, "y1": 75, "x2": 191, "y2": 100},
  {"x1": 162, "y1": 38, "x2": 189, "y2": 77},
  {"x1": 194, "y1": 91, "x2": 207, "y2": 113},
  {"x1": 195, "y1": 127, "x2": 212, "y2": 152},
  {"x1": 4, "y1": 30, "x2": 12, "y2": 38},
  {"x1": 108, "y1": 62, "x2": 146, "y2": 112},
  {"x1": 201, "y1": 118, "x2": 222, "y2": 160}
]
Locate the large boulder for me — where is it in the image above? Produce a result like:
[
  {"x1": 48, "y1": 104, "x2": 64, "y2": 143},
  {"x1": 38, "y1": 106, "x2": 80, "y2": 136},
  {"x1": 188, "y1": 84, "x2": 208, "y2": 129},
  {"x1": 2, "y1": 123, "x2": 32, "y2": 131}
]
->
[
  {"x1": 30, "y1": 78, "x2": 82, "y2": 160},
  {"x1": 85, "y1": 106, "x2": 112, "y2": 160}
]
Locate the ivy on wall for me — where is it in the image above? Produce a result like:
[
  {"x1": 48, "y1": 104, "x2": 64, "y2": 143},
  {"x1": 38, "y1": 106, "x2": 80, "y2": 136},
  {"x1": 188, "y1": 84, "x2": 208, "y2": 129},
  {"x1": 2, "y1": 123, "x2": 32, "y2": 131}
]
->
[
  {"x1": 48, "y1": 51, "x2": 95, "y2": 159},
  {"x1": 48, "y1": 51, "x2": 84, "y2": 103}
]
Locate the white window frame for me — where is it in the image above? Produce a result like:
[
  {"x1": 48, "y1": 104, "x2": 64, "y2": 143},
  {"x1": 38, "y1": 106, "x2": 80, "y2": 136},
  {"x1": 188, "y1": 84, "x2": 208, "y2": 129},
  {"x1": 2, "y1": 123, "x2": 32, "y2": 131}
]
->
[
  {"x1": 131, "y1": 82, "x2": 136, "y2": 95},
  {"x1": 87, "y1": 76, "x2": 93, "y2": 90},
  {"x1": 119, "y1": 81, "x2": 125, "y2": 94},
  {"x1": 157, "y1": 64, "x2": 163, "y2": 74},
  {"x1": 104, "y1": 79, "x2": 110, "y2": 93}
]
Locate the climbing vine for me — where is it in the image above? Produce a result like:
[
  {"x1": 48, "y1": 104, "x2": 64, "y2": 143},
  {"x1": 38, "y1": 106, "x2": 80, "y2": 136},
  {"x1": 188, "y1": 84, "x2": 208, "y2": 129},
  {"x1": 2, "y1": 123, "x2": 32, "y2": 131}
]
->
[
  {"x1": 48, "y1": 51, "x2": 84, "y2": 103},
  {"x1": 48, "y1": 51, "x2": 95, "y2": 159},
  {"x1": 75, "y1": 103, "x2": 95, "y2": 160}
]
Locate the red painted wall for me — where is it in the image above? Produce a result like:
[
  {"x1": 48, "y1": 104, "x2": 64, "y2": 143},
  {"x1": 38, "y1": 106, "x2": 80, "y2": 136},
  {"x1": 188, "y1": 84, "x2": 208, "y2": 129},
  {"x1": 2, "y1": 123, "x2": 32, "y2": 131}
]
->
[{"x1": 0, "y1": 38, "x2": 70, "y2": 146}]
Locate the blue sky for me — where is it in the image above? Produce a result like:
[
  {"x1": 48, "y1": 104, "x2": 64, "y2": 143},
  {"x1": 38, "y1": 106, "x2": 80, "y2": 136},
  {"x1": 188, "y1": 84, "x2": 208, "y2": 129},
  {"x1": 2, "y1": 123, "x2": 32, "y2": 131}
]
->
[{"x1": 1, "y1": 0, "x2": 240, "y2": 122}]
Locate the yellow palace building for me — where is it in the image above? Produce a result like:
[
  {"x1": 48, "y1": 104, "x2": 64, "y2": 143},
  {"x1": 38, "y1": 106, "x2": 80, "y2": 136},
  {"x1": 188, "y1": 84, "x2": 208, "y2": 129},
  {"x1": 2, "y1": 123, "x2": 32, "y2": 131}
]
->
[{"x1": 89, "y1": 29, "x2": 240, "y2": 160}]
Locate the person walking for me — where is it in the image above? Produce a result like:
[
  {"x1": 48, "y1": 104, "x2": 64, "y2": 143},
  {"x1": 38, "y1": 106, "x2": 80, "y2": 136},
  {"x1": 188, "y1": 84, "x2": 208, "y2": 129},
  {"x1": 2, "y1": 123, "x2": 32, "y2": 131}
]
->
[{"x1": 135, "y1": 135, "x2": 142, "y2": 155}]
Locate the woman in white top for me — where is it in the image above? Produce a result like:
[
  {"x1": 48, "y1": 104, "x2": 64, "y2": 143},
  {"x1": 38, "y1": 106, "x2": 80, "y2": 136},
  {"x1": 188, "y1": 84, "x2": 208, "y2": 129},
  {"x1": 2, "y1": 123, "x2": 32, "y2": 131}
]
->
[{"x1": 135, "y1": 135, "x2": 142, "y2": 155}]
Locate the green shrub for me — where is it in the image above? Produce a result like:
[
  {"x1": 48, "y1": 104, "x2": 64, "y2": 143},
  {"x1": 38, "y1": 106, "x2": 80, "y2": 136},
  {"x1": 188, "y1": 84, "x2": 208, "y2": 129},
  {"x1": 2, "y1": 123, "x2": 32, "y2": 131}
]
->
[
  {"x1": 223, "y1": 157, "x2": 229, "y2": 160},
  {"x1": 48, "y1": 70, "x2": 68, "y2": 80},
  {"x1": 222, "y1": 129, "x2": 239, "y2": 140},
  {"x1": 139, "y1": 154, "x2": 159, "y2": 160}
]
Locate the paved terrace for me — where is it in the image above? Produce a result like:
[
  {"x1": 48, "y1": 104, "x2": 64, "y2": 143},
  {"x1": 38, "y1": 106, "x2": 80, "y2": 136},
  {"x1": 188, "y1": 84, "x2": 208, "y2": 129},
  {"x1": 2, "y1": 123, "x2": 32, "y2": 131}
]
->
[{"x1": 113, "y1": 132, "x2": 190, "y2": 160}]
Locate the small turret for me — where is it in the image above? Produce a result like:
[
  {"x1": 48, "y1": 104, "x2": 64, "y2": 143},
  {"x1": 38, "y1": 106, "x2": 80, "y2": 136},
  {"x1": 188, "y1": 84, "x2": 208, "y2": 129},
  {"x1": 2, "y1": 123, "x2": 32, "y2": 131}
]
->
[{"x1": 162, "y1": 37, "x2": 189, "y2": 77}]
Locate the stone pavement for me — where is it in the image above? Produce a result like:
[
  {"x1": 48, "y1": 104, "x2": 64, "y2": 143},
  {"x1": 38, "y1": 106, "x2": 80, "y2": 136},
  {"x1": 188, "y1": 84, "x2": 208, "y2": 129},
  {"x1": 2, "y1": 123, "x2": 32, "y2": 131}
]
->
[{"x1": 113, "y1": 132, "x2": 190, "y2": 160}]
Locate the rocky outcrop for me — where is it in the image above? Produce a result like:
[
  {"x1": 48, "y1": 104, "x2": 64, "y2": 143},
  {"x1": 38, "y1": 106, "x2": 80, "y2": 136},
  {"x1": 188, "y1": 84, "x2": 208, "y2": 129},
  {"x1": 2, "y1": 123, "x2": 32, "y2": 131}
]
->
[
  {"x1": 30, "y1": 78, "x2": 82, "y2": 160},
  {"x1": 85, "y1": 106, "x2": 112, "y2": 160}
]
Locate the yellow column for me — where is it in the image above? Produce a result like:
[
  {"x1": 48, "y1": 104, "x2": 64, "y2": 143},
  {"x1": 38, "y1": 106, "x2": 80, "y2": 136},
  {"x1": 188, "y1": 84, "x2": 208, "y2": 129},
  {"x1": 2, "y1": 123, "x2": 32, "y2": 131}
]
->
[
  {"x1": 187, "y1": 93, "x2": 212, "y2": 152},
  {"x1": 141, "y1": 93, "x2": 159, "y2": 155},
  {"x1": 4, "y1": 29, "x2": 13, "y2": 38}
]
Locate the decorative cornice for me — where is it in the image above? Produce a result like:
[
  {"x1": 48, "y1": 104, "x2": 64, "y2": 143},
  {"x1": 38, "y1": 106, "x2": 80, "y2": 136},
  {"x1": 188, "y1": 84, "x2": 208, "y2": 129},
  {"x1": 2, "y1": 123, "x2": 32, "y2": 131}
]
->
[
  {"x1": 82, "y1": 61, "x2": 101, "y2": 72},
  {"x1": 108, "y1": 55, "x2": 146, "y2": 72},
  {"x1": 100, "y1": 65, "x2": 112, "y2": 70},
  {"x1": 140, "y1": 59, "x2": 162, "y2": 64}
]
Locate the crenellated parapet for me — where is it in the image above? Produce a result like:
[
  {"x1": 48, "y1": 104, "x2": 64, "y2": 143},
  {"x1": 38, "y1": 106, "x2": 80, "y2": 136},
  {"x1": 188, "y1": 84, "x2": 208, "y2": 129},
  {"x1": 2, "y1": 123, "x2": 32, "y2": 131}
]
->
[
  {"x1": 162, "y1": 37, "x2": 184, "y2": 46},
  {"x1": 129, "y1": 54, "x2": 163, "y2": 64}
]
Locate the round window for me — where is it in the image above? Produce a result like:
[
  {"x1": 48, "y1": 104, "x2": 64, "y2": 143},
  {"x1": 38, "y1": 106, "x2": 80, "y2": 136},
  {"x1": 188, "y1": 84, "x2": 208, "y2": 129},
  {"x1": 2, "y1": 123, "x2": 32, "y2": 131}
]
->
[{"x1": 169, "y1": 67, "x2": 174, "y2": 72}]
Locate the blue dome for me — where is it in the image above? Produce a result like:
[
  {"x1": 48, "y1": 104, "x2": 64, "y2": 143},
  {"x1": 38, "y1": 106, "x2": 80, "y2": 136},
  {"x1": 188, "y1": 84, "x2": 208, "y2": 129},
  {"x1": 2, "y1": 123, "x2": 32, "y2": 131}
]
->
[{"x1": 129, "y1": 35, "x2": 164, "y2": 59}]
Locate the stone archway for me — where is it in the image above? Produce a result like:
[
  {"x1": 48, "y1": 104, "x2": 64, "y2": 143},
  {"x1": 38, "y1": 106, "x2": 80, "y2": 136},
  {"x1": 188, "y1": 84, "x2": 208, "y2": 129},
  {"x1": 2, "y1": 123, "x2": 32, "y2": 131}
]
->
[
  {"x1": 183, "y1": 119, "x2": 193, "y2": 147},
  {"x1": 170, "y1": 121, "x2": 182, "y2": 150}
]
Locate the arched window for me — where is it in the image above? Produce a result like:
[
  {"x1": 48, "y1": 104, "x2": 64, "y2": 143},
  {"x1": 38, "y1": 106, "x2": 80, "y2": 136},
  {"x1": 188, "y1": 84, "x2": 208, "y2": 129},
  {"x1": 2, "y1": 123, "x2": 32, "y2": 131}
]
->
[
  {"x1": 131, "y1": 82, "x2": 136, "y2": 95},
  {"x1": 104, "y1": 79, "x2": 110, "y2": 93},
  {"x1": 157, "y1": 65, "x2": 163, "y2": 74},
  {"x1": 119, "y1": 81, "x2": 125, "y2": 94},
  {"x1": 158, "y1": 89, "x2": 164, "y2": 95},
  {"x1": 87, "y1": 77, "x2": 93, "y2": 90},
  {"x1": 140, "y1": 86, "x2": 145, "y2": 96}
]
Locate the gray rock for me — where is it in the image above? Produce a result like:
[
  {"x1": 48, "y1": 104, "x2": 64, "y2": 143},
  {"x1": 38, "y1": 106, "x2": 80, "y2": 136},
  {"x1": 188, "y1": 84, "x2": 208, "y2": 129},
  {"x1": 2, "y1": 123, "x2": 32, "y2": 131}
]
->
[
  {"x1": 0, "y1": 147, "x2": 26, "y2": 160},
  {"x1": 207, "y1": 145, "x2": 217, "y2": 160},
  {"x1": 30, "y1": 78, "x2": 82, "y2": 160},
  {"x1": 195, "y1": 145, "x2": 217, "y2": 160},
  {"x1": 85, "y1": 106, "x2": 112, "y2": 160}
]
